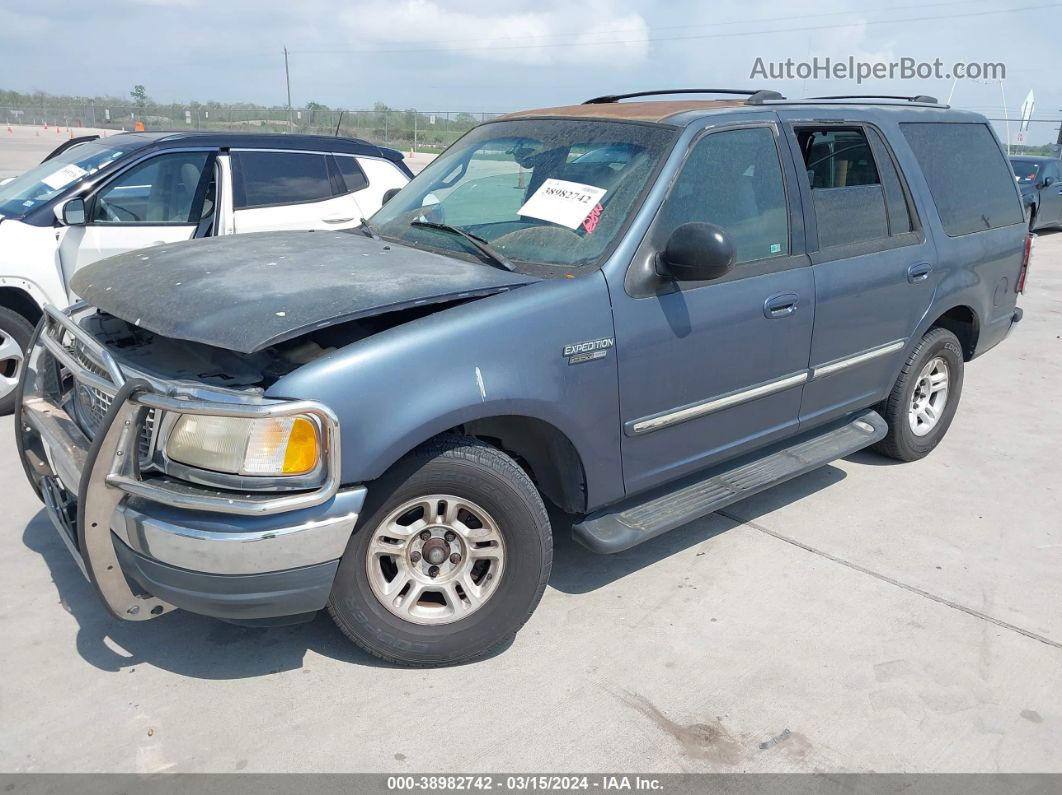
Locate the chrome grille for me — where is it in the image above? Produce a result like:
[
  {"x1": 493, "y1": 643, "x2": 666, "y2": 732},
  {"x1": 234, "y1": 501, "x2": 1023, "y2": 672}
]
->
[{"x1": 63, "y1": 336, "x2": 156, "y2": 462}]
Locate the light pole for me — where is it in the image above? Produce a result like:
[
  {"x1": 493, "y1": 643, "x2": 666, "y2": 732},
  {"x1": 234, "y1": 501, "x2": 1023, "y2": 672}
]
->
[{"x1": 283, "y1": 46, "x2": 293, "y2": 132}]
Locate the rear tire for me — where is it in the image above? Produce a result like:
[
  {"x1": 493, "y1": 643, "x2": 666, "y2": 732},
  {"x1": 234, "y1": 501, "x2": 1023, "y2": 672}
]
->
[
  {"x1": 328, "y1": 435, "x2": 552, "y2": 666},
  {"x1": 873, "y1": 327, "x2": 964, "y2": 462},
  {"x1": 0, "y1": 307, "x2": 35, "y2": 416}
]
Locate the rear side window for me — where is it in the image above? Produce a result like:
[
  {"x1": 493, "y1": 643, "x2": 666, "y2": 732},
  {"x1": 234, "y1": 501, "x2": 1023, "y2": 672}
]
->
[
  {"x1": 797, "y1": 127, "x2": 887, "y2": 248},
  {"x1": 865, "y1": 127, "x2": 914, "y2": 236},
  {"x1": 802, "y1": 129, "x2": 880, "y2": 188},
  {"x1": 901, "y1": 122, "x2": 1023, "y2": 236},
  {"x1": 334, "y1": 155, "x2": 368, "y2": 193},
  {"x1": 232, "y1": 151, "x2": 333, "y2": 209}
]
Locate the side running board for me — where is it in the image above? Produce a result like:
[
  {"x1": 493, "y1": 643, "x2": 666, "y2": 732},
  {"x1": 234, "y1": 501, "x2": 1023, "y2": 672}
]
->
[{"x1": 573, "y1": 410, "x2": 887, "y2": 554}]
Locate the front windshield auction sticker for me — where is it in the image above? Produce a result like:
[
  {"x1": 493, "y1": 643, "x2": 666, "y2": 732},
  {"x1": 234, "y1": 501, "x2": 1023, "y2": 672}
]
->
[
  {"x1": 41, "y1": 163, "x2": 88, "y2": 191},
  {"x1": 518, "y1": 178, "x2": 607, "y2": 229}
]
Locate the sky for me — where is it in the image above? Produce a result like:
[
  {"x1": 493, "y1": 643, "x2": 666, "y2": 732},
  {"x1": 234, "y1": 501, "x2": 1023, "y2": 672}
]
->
[{"x1": 1, "y1": 0, "x2": 1060, "y2": 144}]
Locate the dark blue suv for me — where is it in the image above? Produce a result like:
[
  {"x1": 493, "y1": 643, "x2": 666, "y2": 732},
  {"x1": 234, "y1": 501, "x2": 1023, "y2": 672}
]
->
[{"x1": 17, "y1": 90, "x2": 1030, "y2": 665}]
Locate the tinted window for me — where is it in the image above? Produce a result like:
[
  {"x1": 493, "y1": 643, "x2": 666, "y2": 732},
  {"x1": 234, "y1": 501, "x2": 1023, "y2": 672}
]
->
[
  {"x1": 866, "y1": 127, "x2": 913, "y2": 235},
  {"x1": 798, "y1": 127, "x2": 888, "y2": 248},
  {"x1": 335, "y1": 155, "x2": 368, "y2": 192},
  {"x1": 656, "y1": 127, "x2": 788, "y2": 265},
  {"x1": 801, "y1": 129, "x2": 880, "y2": 188},
  {"x1": 93, "y1": 151, "x2": 210, "y2": 225},
  {"x1": 233, "y1": 151, "x2": 332, "y2": 209},
  {"x1": 901, "y1": 123, "x2": 1023, "y2": 236}
]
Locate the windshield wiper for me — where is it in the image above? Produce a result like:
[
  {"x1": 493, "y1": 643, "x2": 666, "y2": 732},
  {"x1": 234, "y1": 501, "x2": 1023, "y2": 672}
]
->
[
  {"x1": 410, "y1": 220, "x2": 516, "y2": 272},
  {"x1": 357, "y1": 217, "x2": 381, "y2": 240}
]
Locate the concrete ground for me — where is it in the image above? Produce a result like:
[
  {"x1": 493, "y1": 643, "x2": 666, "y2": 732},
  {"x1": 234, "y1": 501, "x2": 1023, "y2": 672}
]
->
[{"x1": 0, "y1": 128, "x2": 1060, "y2": 771}]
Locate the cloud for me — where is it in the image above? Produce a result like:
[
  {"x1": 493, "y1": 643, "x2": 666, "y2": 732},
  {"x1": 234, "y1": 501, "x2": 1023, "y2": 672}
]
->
[
  {"x1": 808, "y1": 19, "x2": 896, "y2": 68},
  {"x1": 341, "y1": 0, "x2": 649, "y2": 65}
]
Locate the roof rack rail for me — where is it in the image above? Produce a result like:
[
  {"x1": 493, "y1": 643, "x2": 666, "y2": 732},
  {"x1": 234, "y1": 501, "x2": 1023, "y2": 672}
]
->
[
  {"x1": 807, "y1": 94, "x2": 940, "y2": 104},
  {"x1": 583, "y1": 89, "x2": 785, "y2": 106}
]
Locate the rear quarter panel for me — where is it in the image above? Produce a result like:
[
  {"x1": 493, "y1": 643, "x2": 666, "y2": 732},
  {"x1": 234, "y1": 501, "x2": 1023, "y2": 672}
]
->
[{"x1": 881, "y1": 115, "x2": 1025, "y2": 360}]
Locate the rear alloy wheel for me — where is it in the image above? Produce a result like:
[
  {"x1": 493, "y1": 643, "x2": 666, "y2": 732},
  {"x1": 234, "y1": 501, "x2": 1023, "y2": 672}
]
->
[
  {"x1": 0, "y1": 307, "x2": 36, "y2": 416},
  {"x1": 907, "y1": 356, "x2": 950, "y2": 437},
  {"x1": 873, "y1": 327, "x2": 964, "y2": 462},
  {"x1": 328, "y1": 435, "x2": 552, "y2": 666}
]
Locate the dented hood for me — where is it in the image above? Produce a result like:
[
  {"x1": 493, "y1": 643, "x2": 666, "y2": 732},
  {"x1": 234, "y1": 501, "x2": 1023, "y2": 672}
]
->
[{"x1": 70, "y1": 230, "x2": 537, "y2": 353}]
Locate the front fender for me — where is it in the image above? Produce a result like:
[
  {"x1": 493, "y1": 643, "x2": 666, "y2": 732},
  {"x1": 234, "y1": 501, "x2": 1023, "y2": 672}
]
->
[{"x1": 267, "y1": 272, "x2": 626, "y2": 510}]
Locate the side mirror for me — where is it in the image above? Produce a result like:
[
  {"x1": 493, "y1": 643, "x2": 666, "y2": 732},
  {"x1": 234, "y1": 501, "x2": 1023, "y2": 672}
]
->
[
  {"x1": 381, "y1": 187, "x2": 402, "y2": 206},
  {"x1": 1044, "y1": 176, "x2": 1055, "y2": 188},
  {"x1": 657, "y1": 222, "x2": 735, "y2": 282},
  {"x1": 57, "y1": 197, "x2": 87, "y2": 226}
]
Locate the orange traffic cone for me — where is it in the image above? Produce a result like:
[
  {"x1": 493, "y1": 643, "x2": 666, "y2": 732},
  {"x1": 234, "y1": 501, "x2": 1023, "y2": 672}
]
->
[{"x1": 6, "y1": 126, "x2": 11, "y2": 134}]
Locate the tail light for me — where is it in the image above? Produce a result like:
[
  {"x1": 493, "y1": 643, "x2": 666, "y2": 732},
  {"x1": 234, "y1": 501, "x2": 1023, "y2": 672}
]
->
[{"x1": 1017, "y1": 233, "x2": 1033, "y2": 294}]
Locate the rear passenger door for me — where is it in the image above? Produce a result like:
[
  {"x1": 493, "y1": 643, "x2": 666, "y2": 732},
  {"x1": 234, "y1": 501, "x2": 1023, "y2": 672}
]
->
[
  {"x1": 230, "y1": 149, "x2": 365, "y2": 233},
  {"x1": 778, "y1": 116, "x2": 936, "y2": 428}
]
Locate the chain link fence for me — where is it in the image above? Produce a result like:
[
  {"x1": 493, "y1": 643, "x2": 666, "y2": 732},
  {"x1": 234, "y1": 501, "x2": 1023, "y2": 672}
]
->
[{"x1": 1, "y1": 103, "x2": 503, "y2": 153}]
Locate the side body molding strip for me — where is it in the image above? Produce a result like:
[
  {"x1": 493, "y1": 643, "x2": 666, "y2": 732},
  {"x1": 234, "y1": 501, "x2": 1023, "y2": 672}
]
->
[
  {"x1": 624, "y1": 338, "x2": 908, "y2": 437},
  {"x1": 627, "y1": 371, "x2": 809, "y2": 436},
  {"x1": 810, "y1": 339, "x2": 905, "y2": 380}
]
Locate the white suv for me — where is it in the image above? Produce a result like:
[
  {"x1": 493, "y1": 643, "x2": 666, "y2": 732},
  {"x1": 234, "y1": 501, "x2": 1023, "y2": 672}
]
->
[{"x1": 0, "y1": 131, "x2": 411, "y2": 412}]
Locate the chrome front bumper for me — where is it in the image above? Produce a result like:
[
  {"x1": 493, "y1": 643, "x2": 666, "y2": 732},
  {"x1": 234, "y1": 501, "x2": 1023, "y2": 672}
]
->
[{"x1": 17, "y1": 305, "x2": 363, "y2": 622}]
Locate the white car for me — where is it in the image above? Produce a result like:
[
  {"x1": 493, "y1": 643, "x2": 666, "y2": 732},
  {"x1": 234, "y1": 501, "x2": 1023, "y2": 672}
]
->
[{"x1": 0, "y1": 131, "x2": 411, "y2": 412}]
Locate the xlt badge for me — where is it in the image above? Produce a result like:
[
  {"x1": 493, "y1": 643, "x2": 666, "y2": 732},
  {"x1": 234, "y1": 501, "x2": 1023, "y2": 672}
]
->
[{"x1": 563, "y1": 337, "x2": 614, "y2": 365}]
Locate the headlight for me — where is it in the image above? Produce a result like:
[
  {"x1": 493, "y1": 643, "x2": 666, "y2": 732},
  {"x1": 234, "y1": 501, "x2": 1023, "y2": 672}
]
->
[{"x1": 165, "y1": 414, "x2": 321, "y2": 476}]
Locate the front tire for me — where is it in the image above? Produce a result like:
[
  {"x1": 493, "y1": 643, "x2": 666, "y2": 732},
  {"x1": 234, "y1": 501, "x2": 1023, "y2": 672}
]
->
[
  {"x1": 0, "y1": 307, "x2": 36, "y2": 416},
  {"x1": 873, "y1": 327, "x2": 964, "y2": 462},
  {"x1": 328, "y1": 436, "x2": 552, "y2": 666}
]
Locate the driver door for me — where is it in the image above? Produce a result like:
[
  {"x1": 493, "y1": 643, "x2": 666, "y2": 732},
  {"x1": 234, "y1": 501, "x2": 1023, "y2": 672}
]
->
[{"x1": 58, "y1": 150, "x2": 216, "y2": 291}]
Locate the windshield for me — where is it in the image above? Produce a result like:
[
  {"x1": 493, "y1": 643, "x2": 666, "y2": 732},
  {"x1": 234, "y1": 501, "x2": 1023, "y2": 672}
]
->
[
  {"x1": 371, "y1": 119, "x2": 677, "y2": 270},
  {"x1": 1011, "y1": 160, "x2": 1041, "y2": 185},
  {"x1": 0, "y1": 141, "x2": 132, "y2": 218}
]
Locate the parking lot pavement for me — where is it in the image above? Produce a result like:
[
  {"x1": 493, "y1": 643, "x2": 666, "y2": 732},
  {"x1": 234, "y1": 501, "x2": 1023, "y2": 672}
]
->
[{"x1": 1, "y1": 218, "x2": 1059, "y2": 771}]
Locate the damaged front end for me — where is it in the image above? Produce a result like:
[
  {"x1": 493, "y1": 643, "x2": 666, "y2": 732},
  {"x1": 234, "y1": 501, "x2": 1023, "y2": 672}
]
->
[{"x1": 17, "y1": 304, "x2": 365, "y2": 625}]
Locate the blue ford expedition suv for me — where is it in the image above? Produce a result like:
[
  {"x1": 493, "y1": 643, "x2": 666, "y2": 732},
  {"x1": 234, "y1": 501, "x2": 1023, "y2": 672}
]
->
[{"x1": 16, "y1": 90, "x2": 1030, "y2": 665}]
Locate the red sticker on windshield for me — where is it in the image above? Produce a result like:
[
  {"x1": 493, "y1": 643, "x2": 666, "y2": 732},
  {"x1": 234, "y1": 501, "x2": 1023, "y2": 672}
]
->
[{"x1": 582, "y1": 203, "x2": 603, "y2": 234}]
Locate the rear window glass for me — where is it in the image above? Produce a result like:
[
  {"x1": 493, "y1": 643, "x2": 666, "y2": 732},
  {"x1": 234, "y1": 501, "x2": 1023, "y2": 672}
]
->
[
  {"x1": 901, "y1": 123, "x2": 1023, "y2": 236},
  {"x1": 232, "y1": 151, "x2": 333, "y2": 209}
]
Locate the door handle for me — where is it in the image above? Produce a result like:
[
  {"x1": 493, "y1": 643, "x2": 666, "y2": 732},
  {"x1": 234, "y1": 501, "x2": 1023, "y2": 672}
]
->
[
  {"x1": 763, "y1": 292, "x2": 798, "y2": 318},
  {"x1": 323, "y1": 216, "x2": 354, "y2": 224},
  {"x1": 907, "y1": 262, "x2": 932, "y2": 283}
]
